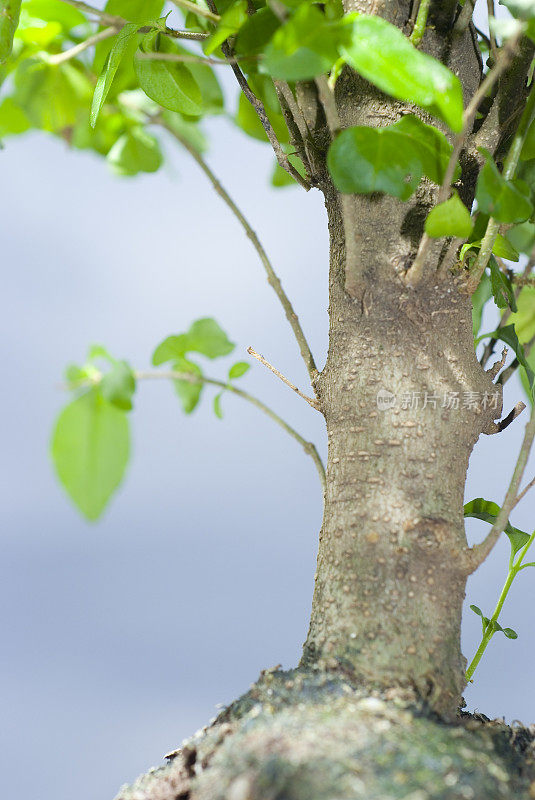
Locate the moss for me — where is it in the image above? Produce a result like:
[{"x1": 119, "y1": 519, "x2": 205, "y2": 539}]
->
[{"x1": 114, "y1": 668, "x2": 535, "y2": 800}]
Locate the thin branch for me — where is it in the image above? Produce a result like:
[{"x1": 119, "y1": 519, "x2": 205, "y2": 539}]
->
[
  {"x1": 135, "y1": 369, "x2": 326, "y2": 490},
  {"x1": 405, "y1": 27, "x2": 523, "y2": 286},
  {"x1": 48, "y1": 26, "x2": 117, "y2": 65},
  {"x1": 514, "y1": 473, "x2": 535, "y2": 506},
  {"x1": 487, "y1": 0, "x2": 499, "y2": 63},
  {"x1": 201, "y1": 0, "x2": 310, "y2": 190},
  {"x1": 454, "y1": 0, "x2": 475, "y2": 34},
  {"x1": 169, "y1": 0, "x2": 220, "y2": 22},
  {"x1": 486, "y1": 400, "x2": 526, "y2": 433},
  {"x1": 410, "y1": 0, "x2": 430, "y2": 46},
  {"x1": 58, "y1": 0, "x2": 209, "y2": 40},
  {"x1": 465, "y1": 404, "x2": 535, "y2": 572},
  {"x1": 154, "y1": 116, "x2": 319, "y2": 385},
  {"x1": 247, "y1": 347, "x2": 320, "y2": 410}
]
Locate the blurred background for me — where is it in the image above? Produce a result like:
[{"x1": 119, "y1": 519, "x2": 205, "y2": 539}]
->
[{"x1": 2, "y1": 3, "x2": 535, "y2": 799}]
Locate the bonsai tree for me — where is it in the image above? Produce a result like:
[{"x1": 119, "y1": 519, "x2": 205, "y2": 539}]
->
[{"x1": 3, "y1": 0, "x2": 535, "y2": 795}]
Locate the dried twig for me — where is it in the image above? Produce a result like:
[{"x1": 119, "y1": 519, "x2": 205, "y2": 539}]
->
[{"x1": 247, "y1": 347, "x2": 321, "y2": 410}]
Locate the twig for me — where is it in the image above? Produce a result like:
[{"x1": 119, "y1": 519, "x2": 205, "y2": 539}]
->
[
  {"x1": 454, "y1": 0, "x2": 475, "y2": 34},
  {"x1": 515, "y1": 473, "x2": 535, "y2": 506},
  {"x1": 410, "y1": 0, "x2": 430, "y2": 46},
  {"x1": 202, "y1": 0, "x2": 310, "y2": 190},
  {"x1": 466, "y1": 403, "x2": 535, "y2": 572},
  {"x1": 247, "y1": 347, "x2": 320, "y2": 410},
  {"x1": 486, "y1": 346, "x2": 508, "y2": 380},
  {"x1": 486, "y1": 400, "x2": 526, "y2": 434},
  {"x1": 405, "y1": 27, "x2": 523, "y2": 286},
  {"x1": 58, "y1": 0, "x2": 209, "y2": 40},
  {"x1": 48, "y1": 26, "x2": 117, "y2": 65},
  {"x1": 487, "y1": 0, "x2": 498, "y2": 62},
  {"x1": 135, "y1": 370, "x2": 326, "y2": 490},
  {"x1": 499, "y1": 333, "x2": 535, "y2": 385},
  {"x1": 169, "y1": 0, "x2": 220, "y2": 22},
  {"x1": 154, "y1": 116, "x2": 319, "y2": 385},
  {"x1": 467, "y1": 77, "x2": 535, "y2": 293}
]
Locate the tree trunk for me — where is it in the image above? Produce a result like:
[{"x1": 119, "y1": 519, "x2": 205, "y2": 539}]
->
[
  {"x1": 301, "y1": 188, "x2": 500, "y2": 718},
  {"x1": 112, "y1": 4, "x2": 535, "y2": 799}
]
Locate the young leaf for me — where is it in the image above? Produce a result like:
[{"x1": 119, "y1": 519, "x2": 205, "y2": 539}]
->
[
  {"x1": 90, "y1": 23, "x2": 138, "y2": 128},
  {"x1": 470, "y1": 604, "x2": 484, "y2": 618},
  {"x1": 228, "y1": 361, "x2": 250, "y2": 379},
  {"x1": 152, "y1": 318, "x2": 235, "y2": 365},
  {"x1": 424, "y1": 193, "x2": 473, "y2": 238},
  {"x1": 340, "y1": 14, "x2": 463, "y2": 131},
  {"x1": 213, "y1": 391, "x2": 224, "y2": 419},
  {"x1": 327, "y1": 125, "x2": 422, "y2": 199},
  {"x1": 0, "y1": 0, "x2": 22, "y2": 63},
  {"x1": 51, "y1": 389, "x2": 130, "y2": 521},
  {"x1": 107, "y1": 128, "x2": 163, "y2": 176},
  {"x1": 135, "y1": 48, "x2": 202, "y2": 116},
  {"x1": 492, "y1": 233, "x2": 520, "y2": 262},
  {"x1": 502, "y1": 627, "x2": 518, "y2": 639},
  {"x1": 172, "y1": 356, "x2": 203, "y2": 414},
  {"x1": 100, "y1": 360, "x2": 136, "y2": 411},
  {"x1": 464, "y1": 497, "x2": 531, "y2": 554},
  {"x1": 263, "y1": 5, "x2": 346, "y2": 81},
  {"x1": 476, "y1": 151, "x2": 533, "y2": 224},
  {"x1": 489, "y1": 257, "x2": 517, "y2": 312}
]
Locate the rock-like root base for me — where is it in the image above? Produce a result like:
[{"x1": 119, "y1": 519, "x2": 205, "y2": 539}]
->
[{"x1": 114, "y1": 668, "x2": 535, "y2": 800}]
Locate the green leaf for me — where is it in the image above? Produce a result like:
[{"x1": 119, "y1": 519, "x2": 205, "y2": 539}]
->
[
  {"x1": 464, "y1": 497, "x2": 531, "y2": 555},
  {"x1": 340, "y1": 14, "x2": 463, "y2": 131},
  {"x1": 500, "y1": 0, "x2": 535, "y2": 20},
  {"x1": 0, "y1": 96, "x2": 30, "y2": 136},
  {"x1": 327, "y1": 125, "x2": 422, "y2": 199},
  {"x1": 492, "y1": 233, "x2": 519, "y2": 262},
  {"x1": 506, "y1": 220, "x2": 535, "y2": 255},
  {"x1": 425, "y1": 192, "x2": 473, "y2": 238},
  {"x1": 22, "y1": 0, "x2": 87, "y2": 29},
  {"x1": 263, "y1": 4, "x2": 345, "y2": 81},
  {"x1": 213, "y1": 391, "x2": 223, "y2": 418},
  {"x1": 389, "y1": 115, "x2": 460, "y2": 185},
  {"x1": 470, "y1": 604, "x2": 484, "y2": 617},
  {"x1": 51, "y1": 389, "x2": 130, "y2": 520},
  {"x1": 102, "y1": 0, "x2": 163, "y2": 24},
  {"x1": 152, "y1": 318, "x2": 235, "y2": 365},
  {"x1": 502, "y1": 627, "x2": 518, "y2": 639},
  {"x1": 100, "y1": 360, "x2": 136, "y2": 410},
  {"x1": 90, "y1": 23, "x2": 138, "y2": 128},
  {"x1": 205, "y1": 0, "x2": 248, "y2": 56},
  {"x1": 107, "y1": 127, "x2": 162, "y2": 175},
  {"x1": 13, "y1": 60, "x2": 92, "y2": 132},
  {"x1": 235, "y1": 7, "x2": 280, "y2": 56},
  {"x1": 472, "y1": 271, "x2": 492, "y2": 338},
  {"x1": 507, "y1": 286, "x2": 535, "y2": 343},
  {"x1": 135, "y1": 39, "x2": 202, "y2": 116},
  {"x1": 0, "y1": 0, "x2": 22, "y2": 63},
  {"x1": 172, "y1": 355, "x2": 203, "y2": 414},
  {"x1": 476, "y1": 151, "x2": 534, "y2": 224},
  {"x1": 228, "y1": 361, "x2": 249, "y2": 379},
  {"x1": 489, "y1": 257, "x2": 517, "y2": 312}
]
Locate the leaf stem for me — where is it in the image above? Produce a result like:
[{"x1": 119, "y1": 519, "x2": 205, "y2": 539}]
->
[
  {"x1": 155, "y1": 116, "x2": 319, "y2": 386},
  {"x1": 409, "y1": 0, "x2": 430, "y2": 47},
  {"x1": 467, "y1": 78, "x2": 535, "y2": 293},
  {"x1": 135, "y1": 370, "x2": 326, "y2": 490},
  {"x1": 465, "y1": 403, "x2": 535, "y2": 571}
]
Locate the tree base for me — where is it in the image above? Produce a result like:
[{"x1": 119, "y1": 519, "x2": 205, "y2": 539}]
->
[{"x1": 114, "y1": 668, "x2": 535, "y2": 800}]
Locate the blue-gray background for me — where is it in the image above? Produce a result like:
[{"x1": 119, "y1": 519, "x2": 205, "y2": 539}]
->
[{"x1": 2, "y1": 7, "x2": 535, "y2": 799}]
